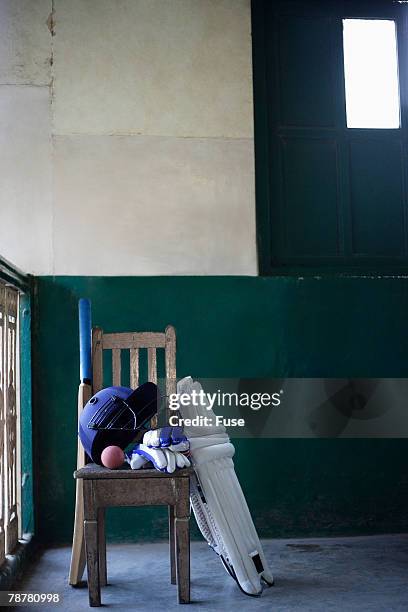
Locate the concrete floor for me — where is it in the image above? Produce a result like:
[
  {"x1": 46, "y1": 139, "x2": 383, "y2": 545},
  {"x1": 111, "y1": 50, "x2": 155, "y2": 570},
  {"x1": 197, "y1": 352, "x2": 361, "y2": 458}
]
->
[{"x1": 15, "y1": 534, "x2": 408, "y2": 611}]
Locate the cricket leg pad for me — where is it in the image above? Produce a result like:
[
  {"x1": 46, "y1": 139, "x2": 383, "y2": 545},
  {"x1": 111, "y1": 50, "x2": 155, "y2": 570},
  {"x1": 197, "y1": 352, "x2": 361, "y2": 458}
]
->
[{"x1": 177, "y1": 377, "x2": 274, "y2": 596}]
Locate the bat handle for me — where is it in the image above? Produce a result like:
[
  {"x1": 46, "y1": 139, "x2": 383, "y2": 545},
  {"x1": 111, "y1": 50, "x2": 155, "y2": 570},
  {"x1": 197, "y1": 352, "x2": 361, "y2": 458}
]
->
[{"x1": 79, "y1": 298, "x2": 92, "y2": 384}]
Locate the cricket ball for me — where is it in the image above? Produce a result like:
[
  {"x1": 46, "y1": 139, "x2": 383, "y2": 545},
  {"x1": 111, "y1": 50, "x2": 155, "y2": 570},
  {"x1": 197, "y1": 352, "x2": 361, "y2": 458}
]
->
[{"x1": 101, "y1": 445, "x2": 125, "y2": 469}]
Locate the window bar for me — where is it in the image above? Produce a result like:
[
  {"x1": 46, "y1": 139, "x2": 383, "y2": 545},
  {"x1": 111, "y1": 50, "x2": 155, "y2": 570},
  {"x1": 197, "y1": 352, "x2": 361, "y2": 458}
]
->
[
  {"x1": 0, "y1": 285, "x2": 5, "y2": 565},
  {"x1": 5, "y1": 286, "x2": 19, "y2": 554}
]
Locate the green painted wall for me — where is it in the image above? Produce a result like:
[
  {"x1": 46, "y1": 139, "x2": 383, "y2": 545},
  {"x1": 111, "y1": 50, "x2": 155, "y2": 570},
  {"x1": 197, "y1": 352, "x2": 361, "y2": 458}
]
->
[{"x1": 33, "y1": 276, "x2": 408, "y2": 544}]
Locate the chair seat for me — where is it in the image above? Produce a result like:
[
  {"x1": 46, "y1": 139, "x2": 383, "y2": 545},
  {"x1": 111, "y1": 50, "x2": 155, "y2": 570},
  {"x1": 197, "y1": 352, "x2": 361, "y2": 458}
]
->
[{"x1": 74, "y1": 463, "x2": 193, "y2": 480}]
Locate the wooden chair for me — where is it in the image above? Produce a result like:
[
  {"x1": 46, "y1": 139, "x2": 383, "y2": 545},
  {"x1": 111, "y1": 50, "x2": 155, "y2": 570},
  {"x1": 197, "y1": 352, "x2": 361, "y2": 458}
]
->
[{"x1": 69, "y1": 325, "x2": 191, "y2": 606}]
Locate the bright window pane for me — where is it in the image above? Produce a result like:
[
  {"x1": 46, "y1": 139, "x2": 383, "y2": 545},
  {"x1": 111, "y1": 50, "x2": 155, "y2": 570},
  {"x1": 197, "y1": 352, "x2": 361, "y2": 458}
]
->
[{"x1": 343, "y1": 19, "x2": 400, "y2": 129}]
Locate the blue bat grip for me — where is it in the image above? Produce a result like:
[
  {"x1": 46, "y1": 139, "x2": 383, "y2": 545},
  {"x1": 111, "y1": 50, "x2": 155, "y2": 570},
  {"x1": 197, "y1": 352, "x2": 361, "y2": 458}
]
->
[{"x1": 79, "y1": 298, "x2": 92, "y2": 383}]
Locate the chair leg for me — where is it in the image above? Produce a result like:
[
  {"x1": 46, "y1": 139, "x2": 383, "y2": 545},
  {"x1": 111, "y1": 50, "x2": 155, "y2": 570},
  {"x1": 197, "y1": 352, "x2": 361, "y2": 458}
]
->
[
  {"x1": 69, "y1": 479, "x2": 86, "y2": 585},
  {"x1": 84, "y1": 519, "x2": 101, "y2": 607},
  {"x1": 169, "y1": 505, "x2": 176, "y2": 584},
  {"x1": 97, "y1": 508, "x2": 107, "y2": 586},
  {"x1": 175, "y1": 517, "x2": 190, "y2": 604}
]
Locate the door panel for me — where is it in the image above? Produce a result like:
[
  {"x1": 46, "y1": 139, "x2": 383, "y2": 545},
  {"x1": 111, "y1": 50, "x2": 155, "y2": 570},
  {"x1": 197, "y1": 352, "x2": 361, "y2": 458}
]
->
[
  {"x1": 278, "y1": 16, "x2": 335, "y2": 127},
  {"x1": 282, "y1": 138, "x2": 339, "y2": 255},
  {"x1": 349, "y1": 140, "x2": 405, "y2": 255}
]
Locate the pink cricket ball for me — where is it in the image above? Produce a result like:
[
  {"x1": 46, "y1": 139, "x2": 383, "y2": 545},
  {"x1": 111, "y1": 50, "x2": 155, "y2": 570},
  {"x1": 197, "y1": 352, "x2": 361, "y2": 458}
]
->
[{"x1": 101, "y1": 445, "x2": 125, "y2": 469}]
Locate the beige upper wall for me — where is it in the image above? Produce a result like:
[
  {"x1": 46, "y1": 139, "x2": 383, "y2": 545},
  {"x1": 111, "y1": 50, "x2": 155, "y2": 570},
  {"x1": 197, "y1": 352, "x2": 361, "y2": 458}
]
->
[
  {"x1": 53, "y1": 134, "x2": 256, "y2": 275},
  {"x1": 0, "y1": 0, "x2": 52, "y2": 275},
  {"x1": 53, "y1": 0, "x2": 254, "y2": 138},
  {"x1": 0, "y1": 86, "x2": 52, "y2": 275},
  {"x1": 0, "y1": 0, "x2": 257, "y2": 276},
  {"x1": 0, "y1": 0, "x2": 51, "y2": 85}
]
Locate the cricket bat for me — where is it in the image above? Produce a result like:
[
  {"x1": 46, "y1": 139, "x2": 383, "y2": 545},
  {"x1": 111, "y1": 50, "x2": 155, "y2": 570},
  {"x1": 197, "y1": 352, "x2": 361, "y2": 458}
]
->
[{"x1": 69, "y1": 298, "x2": 92, "y2": 585}]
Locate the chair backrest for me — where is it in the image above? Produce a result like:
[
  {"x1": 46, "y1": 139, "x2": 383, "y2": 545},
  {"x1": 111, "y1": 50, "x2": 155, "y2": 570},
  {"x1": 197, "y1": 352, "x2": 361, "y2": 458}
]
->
[{"x1": 91, "y1": 325, "x2": 176, "y2": 427}]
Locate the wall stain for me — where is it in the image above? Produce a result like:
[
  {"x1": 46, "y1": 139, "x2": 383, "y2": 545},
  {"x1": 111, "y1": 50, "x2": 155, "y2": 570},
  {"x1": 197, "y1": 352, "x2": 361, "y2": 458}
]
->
[
  {"x1": 46, "y1": 10, "x2": 55, "y2": 37},
  {"x1": 47, "y1": 2, "x2": 56, "y2": 106}
]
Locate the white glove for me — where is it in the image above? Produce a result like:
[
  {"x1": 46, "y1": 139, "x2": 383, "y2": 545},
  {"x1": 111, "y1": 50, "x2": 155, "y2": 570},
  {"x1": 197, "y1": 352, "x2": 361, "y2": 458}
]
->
[
  {"x1": 143, "y1": 426, "x2": 190, "y2": 453},
  {"x1": 127, "y1": 445, "x2": 190, "y2": 473}
]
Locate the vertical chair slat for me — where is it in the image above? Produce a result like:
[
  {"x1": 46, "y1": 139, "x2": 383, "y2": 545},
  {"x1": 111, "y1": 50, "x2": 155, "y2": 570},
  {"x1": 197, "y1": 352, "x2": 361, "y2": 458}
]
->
[
  {"x1": 130, "y1": 349, "x2": 139, "y2": 389},
  {"x1": 165, "y1": 326, "x2": 176, "y2": 423},
  {"x1": 148, "y1": 348, "x2": 157, "y2": 384},
  {"x1": 112, "y1": 349, "x2": 121, "y2": 386},
  {"x1": 92, "y1": 328, "x2": 103, "y2": 393},
  {"x1": 148, "y1": 348, "x2": 158, "y2": 427}
]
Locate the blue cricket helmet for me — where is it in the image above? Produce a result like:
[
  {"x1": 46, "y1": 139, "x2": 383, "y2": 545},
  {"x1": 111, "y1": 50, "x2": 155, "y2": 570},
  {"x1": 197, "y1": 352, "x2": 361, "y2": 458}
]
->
[{"x1": 79, "y1": 382, "x2": 159, "y2": 465}]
